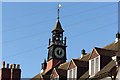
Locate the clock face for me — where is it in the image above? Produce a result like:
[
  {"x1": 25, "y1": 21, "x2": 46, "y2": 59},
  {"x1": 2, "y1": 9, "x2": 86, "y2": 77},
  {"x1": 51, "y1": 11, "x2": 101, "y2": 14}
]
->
[{"x1": 54, "y1": 47, "x2": 65, "y2": 58}]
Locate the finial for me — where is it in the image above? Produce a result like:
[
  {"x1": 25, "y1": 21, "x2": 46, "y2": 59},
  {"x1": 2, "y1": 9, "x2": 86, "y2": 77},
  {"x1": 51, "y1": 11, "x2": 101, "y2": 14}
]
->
[{"x1": 57, "y1": 3, "x2": 61, "y2": 20}]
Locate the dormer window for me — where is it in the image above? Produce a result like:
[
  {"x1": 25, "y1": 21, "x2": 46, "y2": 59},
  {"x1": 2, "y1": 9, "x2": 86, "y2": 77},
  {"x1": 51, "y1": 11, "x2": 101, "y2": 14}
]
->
[
  {"x1": 67, "y1": 67, "x2": 77, "y2": 79},
  {"x1": 68, "y1": 69, "x2": 72, "y2": 78},
  {"x1": 89, "y1": 56, "x2": 100, "y2": 77}
]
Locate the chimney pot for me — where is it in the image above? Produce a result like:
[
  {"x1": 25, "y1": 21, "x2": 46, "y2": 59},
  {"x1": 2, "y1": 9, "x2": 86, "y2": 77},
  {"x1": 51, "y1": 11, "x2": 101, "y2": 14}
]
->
[
  {"x1": 82, "y1": 49, "x2": 86, "y2": 55},
  {"x1": 2, "y1": 61, "x2": 5, "y2": 68},
  {"x1": 17, "y1": 64, "x2": 20, "y2": 69},
  {"x1": 7, "y1": 64, "x2": 9, "y2": 68},
  {"x1": 12, "y1": 64, "x2": 16, "y2": 69},
  {"x1": 13, "y1": 64, "x2": 16, "y2": 69},
  {"x1": 10, "y1": 64, "x2": 12, "y2": 69}
]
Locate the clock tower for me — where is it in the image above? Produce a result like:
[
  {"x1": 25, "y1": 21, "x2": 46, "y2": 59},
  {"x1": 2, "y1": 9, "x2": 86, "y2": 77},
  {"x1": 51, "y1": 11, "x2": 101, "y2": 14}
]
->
[
  {"x1": 43, "y1": 4, "x2": 67, "y2": 74},
  {"x1": 47, "y1": 19, "x2": 67, "y2": 62}
]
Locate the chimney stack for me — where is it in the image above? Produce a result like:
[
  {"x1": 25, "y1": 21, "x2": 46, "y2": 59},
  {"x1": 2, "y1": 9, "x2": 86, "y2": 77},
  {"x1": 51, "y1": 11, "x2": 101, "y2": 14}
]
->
[
  {"x1": 1, "y1": 61, "x2": 21, "y2": 80},
  {"x1": 81, "y1": 49, "x2": 87, "y2": 58},
  {"x1": 116, "y1": 32, "x2": 120, "y2": 39},
  {"x1": 115, "y1": 32, "x2": 120, "y2": 43}
]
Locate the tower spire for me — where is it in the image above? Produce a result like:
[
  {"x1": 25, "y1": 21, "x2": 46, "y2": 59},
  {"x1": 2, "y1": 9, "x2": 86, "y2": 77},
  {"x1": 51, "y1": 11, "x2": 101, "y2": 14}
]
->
[{"x1": 57, "y1": 3, "x2": 61, "y2": 20}]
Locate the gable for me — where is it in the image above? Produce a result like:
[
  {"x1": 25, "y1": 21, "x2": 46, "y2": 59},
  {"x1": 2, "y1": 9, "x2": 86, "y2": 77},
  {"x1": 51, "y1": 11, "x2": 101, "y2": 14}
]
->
[
  {"x1": 67, "y1": 60, "x2": 76, "y2": 70},
  {"x1": 50, "y1": 69, "x2": 58, "y2": 79},
  {"x1": 89, "y1": 49, "x2": 99, "y2": 60}
]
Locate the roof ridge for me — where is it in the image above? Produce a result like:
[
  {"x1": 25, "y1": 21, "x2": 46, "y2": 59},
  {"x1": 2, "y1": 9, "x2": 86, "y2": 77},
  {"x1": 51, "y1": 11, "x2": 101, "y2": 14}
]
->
[{"x1": 95, "y1": 47, "x2": 117, "y2": 52}]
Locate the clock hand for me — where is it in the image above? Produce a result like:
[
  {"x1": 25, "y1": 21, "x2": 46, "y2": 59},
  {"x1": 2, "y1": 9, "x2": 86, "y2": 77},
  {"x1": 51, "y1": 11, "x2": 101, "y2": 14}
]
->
[{"x1": 59, "y1": 50, "x2": 61, "y2": 55}]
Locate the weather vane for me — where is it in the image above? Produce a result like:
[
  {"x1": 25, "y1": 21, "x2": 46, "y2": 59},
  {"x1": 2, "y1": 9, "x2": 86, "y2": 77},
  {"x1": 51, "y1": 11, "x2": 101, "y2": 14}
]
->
[{"x1": 57, "y1": 3, "x2": 61, "y2": 20}]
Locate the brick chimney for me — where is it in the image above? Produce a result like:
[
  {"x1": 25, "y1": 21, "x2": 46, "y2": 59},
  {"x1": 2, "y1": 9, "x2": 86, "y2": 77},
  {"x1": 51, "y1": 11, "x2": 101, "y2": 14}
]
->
[
  {"x1": 0, "y1": 61, "x2": 21, "y2": 80},
  {"x1": 11, "y1": 64, "x2": 21, "y2": 80},
  {"x1": 1, "y1": 61, "x2": 11, "y2": 80}
]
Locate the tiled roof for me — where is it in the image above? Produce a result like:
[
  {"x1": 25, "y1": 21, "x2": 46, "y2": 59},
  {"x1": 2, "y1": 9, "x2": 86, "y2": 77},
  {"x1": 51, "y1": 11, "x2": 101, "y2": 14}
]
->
[
  {"x1": 104, "y1": 40, "x2": 120, "y2": 56},
  {"x1": 80, "y1": 53, "x2": 90, "y2": 61},
  {"x1": 79, "y1": 70, "x2": 89, "y2": 80},
  {"x1": 104, "y1": 40, "x2": 120, "y2": 50},
  {"x1": 95, "y1": 47, "x2": 117, "y2": 57},
  {"x1": 72, "y1": 59, "x2": 88, "y2": 67},
  {"x1": 94, "y1": 60, "x2": 116, "y2": 78},
  {"x1": 56, "y1": 69, "x2": 67, "y2": 77},
  {"x1": 52, "y1": 20, "x2": 64, "y2": 32},
  {"x1": 58, "y1": 62, "x2": 69, "y2": 70},
  {"x1": 31, "y1": 73, "x2": 42, "y2": 80}
]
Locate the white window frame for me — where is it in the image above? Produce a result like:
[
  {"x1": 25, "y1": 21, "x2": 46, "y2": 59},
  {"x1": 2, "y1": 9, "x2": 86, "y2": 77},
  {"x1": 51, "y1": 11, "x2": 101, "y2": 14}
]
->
[
  {"x1": 67, "y1": 69, "x2": 72, "y2": 79},
  {"x1": 89, "y1": 56, "x2": 100, "y2": 77},
  {"x1": 67, "y1": 67, "x2": 77, "y2": 80},
  {"x1": 72, "y1": 67, "x2": 77, "y2": 79}
]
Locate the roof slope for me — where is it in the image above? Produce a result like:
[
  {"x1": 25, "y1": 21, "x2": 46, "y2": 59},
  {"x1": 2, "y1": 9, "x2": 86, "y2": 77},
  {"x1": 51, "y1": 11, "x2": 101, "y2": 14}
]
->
[
  {"x1": 31, "y1": 73, "x2": 42, "y2": 80},
  {"x1": 52, "y1": 20, "x2": 64, "y2": 32},
  {"x1": 80, "y1": 53, "x2": 90, "y2": 62},
  {"x1": 104, "y1": 40, "x2": 120, "y2": 56},
  {"x1": 72, "y1": 59, "x2": 88, "y2": 67},
  {"x1": 56, "y1": 69, "x2": 67, "y2": 77},
  {"x1": 58, "y1": 62, "x2": 69, "y2": 70},
  {"x1": 79, "y1": 70, "x2": 89, "y2": 80},
  {"x1": 95, "y1": 47, "x2": 117, "y2": 57}
]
